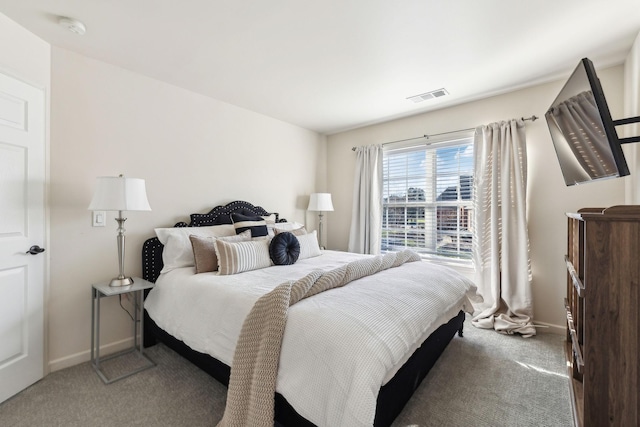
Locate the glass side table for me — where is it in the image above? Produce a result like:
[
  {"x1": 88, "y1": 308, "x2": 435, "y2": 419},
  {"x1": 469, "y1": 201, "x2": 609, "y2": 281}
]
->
[{"x1": 91, "y1": 277, "x2": 155, "y2": 384}]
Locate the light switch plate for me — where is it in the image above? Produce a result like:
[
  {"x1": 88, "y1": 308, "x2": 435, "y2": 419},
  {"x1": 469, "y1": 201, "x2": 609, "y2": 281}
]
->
[{"x1": 92, "y1": 211, "x2": 106, "y2": 227}]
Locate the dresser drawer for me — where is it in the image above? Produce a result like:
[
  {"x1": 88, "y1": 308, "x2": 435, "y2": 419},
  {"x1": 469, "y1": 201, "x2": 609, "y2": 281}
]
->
[{"x1": 564, "y1": 298, "x2": 583, "y2": 374}]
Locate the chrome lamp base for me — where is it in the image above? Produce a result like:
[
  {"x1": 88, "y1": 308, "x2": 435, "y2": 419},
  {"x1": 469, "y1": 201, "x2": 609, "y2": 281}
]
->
[
  {"x1": 109, "y1": 213, "x2": 133, "y2": 287},
  {"x1": 109, "y1": 277, "x2": 134, "y2": 287}
]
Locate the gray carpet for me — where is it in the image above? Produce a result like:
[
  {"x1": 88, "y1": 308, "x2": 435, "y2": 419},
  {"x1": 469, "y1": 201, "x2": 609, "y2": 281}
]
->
[{"x1": 0, "y1": 317, "x2": 572, "y2": 427}]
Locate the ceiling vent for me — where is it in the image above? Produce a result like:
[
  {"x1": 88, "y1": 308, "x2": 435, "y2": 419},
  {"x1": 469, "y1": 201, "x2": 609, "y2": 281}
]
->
[{"x1": 407, "y1": 88, "x2": 448, "y2": 103}]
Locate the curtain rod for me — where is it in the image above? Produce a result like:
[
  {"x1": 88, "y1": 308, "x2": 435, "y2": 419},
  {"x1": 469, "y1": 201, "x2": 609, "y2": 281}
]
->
[{"x1": 351, "y1": 115, "x2": 538, "y2": 151}]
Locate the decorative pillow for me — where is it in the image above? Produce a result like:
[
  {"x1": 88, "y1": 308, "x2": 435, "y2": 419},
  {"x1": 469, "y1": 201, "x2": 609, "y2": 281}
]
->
[
  {"x1": 269, "y1": 221, "x2": 305, "y2": 231},
  {"x1": 261, "y1": 214, "x2": 277, "y2": 224},
  {"x1": 215, "y1": 238, "x2": 272, "y2": 275},
  {"x1": 231, "y1": 213, "x2": 268, "y2": 238},
  {"x1": 297, "y1": 230, "x2": 322, "y2": 260},
  {"x1": 274, "y1": 226, "x2": 307, "y2": 236},
  {"x1": 189, "y1": 230, "x2": 251, "y2": 274},
  {"x1": 155, "y1": 224, "x2": 236, "y2": 273},
  {"x1": 267, "y1": 221, "x2": 306, "y2": 237},
  {"x1": 269, "y1": 232, "x2": 300, "y2": 265}
]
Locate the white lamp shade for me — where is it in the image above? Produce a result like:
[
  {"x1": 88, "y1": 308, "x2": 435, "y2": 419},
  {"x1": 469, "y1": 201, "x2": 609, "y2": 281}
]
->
[
  {"x1": 308, "y1": 193, "x2": 334, "y2": 212},
  {"x1": 88, "y1": 176, "x2": 151, "y2": 211}
]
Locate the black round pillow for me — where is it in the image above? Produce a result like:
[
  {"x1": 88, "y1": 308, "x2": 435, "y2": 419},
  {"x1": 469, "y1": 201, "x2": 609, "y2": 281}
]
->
[{"x1": 269, "y1": 231, "x2": 300, "y2": 265}]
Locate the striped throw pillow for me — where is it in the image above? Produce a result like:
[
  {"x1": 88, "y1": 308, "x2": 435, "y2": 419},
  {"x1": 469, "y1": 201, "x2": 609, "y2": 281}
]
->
[
  {"x1": 297, "y1": 230, "x2": 322, "y2": 260},
  {"x1": 215, "y1": 238, "x2": 272, "y2": 275}
]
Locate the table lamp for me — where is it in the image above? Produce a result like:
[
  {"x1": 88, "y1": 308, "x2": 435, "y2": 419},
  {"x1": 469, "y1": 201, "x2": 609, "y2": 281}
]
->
[
  {"x1": 88, "y1": 175, "x2": 151, "y2": 286},
  {"x1": 308, "y1": 193, "x2": 334, "y2": 249}
]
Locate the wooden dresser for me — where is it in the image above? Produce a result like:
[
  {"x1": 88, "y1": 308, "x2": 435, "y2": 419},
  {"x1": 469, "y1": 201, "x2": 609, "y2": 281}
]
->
[{"x1": 564, "y1": 205, "x2": 640, "y2": 427}]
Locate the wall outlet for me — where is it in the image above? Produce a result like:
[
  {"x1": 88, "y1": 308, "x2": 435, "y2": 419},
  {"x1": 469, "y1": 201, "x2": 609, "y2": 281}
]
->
[{"x1": 92, "y1": 211, "x2": 106, "y2": 227}]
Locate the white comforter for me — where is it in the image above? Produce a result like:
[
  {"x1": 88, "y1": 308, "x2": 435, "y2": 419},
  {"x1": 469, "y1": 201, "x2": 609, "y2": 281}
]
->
[{"x1": 144, "y1": 250, "x2": 477, "y2": 427}]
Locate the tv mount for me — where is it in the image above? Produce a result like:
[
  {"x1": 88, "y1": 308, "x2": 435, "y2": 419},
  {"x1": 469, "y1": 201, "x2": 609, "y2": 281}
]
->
[{"x1": 614, "y1": 115, "x2": 640, "y2": 144}]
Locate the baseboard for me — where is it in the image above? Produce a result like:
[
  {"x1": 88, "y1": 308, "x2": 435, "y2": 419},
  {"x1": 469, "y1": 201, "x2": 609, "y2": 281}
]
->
[
  {"x1": 533, "y1": 321, "x2": 565, "y2": 335},
  {"x1": 48, "y1": 336, "x2": 135, "y2": 373}
]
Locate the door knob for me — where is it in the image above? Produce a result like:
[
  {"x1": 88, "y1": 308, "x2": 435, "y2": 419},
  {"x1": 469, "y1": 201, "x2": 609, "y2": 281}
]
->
[{"x1": 26, "y1": 245, "x2": 45, "y2": 255}]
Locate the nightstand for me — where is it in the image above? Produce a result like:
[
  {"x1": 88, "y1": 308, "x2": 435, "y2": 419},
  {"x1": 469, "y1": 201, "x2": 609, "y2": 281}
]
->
[{"x1": 90, "y1": 277, "x2": 155, "y2": 384}]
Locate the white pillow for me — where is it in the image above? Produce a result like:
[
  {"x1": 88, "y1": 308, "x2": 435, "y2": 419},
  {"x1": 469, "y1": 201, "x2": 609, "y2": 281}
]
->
[
  {"x1": 270, "y1": 221, "x2": 305, "y2": 231},
  {"x1": 274, "y1": 226, "x2": 307, "y2": 236},
  {"x1": 261, "y1": 214, "x2": 277, "y2": 224},
  {"x1": 214, "y1": 238, "x2": 272, "y2": 275},
  {"x1": 155, "y1": 224, "x2": 236, "y2": 273},
  {"x1": 297, "y1": 230, "x2": 322, "y2": 260},
  {"x1": 267, "y1": 221, "x2": 305, "y2": 237}
]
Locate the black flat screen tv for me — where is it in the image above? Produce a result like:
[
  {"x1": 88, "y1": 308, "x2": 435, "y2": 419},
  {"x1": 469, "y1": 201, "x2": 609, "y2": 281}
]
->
[{"x1": 545, "y1": 57, "x2": 629, "y2": 186}]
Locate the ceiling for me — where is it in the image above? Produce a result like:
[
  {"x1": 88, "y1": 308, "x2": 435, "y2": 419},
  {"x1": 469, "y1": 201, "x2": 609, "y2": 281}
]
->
[{"x1": 1, "y1": 1, "x2": 640, "y2": 134}]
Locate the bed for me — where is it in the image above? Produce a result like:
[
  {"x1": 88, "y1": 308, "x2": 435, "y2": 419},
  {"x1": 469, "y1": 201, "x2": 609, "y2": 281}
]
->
[{"x1": 141, "y1": 201, "x2": 476, "y2": 427}]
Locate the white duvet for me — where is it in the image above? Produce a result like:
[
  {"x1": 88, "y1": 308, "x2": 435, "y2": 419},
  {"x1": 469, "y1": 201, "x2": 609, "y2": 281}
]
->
[{"x1": 144, "y1": 250, "x2": 477, "y2": 427}]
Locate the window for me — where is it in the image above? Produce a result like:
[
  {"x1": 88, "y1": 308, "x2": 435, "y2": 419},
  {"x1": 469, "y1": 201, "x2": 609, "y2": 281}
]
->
[{"x1": 381, "y1": 135, "x2": 474, "y2": 264}]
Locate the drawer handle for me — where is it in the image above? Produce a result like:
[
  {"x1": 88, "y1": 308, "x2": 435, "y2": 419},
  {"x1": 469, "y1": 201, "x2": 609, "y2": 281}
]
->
[
  {"x1": 564, "y1": 300, "x2": 584, "y2": 372},
  {"x1": 565, "y1": 256, "x2": 585, "y2": 297}
]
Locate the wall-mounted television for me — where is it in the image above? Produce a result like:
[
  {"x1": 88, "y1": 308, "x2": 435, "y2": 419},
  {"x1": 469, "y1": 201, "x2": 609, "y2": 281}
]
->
[{"x1": 545, "y1": 57, "x2": 637, "y2": 186}]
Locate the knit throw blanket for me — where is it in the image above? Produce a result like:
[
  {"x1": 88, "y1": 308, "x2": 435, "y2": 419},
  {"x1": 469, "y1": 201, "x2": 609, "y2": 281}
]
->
[{"x1": 216, "y1": 250, "x2": 421, "y2": 427}]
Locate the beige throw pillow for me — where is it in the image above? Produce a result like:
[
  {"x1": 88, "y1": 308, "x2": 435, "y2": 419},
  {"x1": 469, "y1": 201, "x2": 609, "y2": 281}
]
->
[{"x1": 189, "y1": 230, "x2": 251, "y2": 273}]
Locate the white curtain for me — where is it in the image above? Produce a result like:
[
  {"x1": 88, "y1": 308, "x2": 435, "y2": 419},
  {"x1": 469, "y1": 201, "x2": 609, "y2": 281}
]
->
[
  {"x1": 472, "y1": 119, "x2": 535, "y2": 337},
  {"x1": 348, "y1": 145, "x2": 382, "y2": 254}
]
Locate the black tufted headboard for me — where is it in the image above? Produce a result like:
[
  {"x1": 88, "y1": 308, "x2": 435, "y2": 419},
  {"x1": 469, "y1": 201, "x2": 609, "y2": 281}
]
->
[{"x1": 142, "y1": 201, "x2": 285, "y2": 283}]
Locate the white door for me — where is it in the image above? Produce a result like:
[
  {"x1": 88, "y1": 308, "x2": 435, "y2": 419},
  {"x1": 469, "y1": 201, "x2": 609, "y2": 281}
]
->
[{"x1": 0, "y1": 71, "x2": 46, "y2": 403}]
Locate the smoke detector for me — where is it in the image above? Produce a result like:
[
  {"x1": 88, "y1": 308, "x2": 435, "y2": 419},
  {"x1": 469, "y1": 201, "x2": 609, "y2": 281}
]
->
[
  {"x1": 407, "y1": 88, "x2": 448, "y2": 103},
  {"x1": 58, "y1": 17, "x2": 86, "y2": 35}
]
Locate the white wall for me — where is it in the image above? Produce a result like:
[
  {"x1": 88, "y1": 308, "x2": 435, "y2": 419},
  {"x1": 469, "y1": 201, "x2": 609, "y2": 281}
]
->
[
  {"x1": 326, "y1": 65, "x2": 627, "y2": 331},
  {"x1": 0, "y1": 13, "x2": 50, "y2": 87},
  {"x1": 49, "y1": 47, "x2": 324, "y2": 370}
]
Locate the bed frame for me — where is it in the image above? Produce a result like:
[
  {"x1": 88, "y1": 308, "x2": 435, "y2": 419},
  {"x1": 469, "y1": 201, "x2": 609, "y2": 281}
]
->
[{"x1": 142, "y1": 200, "x2": 465, "y2": 427}]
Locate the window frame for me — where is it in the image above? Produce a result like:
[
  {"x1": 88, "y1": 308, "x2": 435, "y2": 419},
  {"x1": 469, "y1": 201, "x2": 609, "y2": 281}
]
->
[{"x1": 381, "y1": 132, "x2": 475, "y2": 269}]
